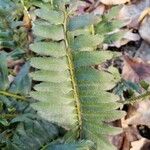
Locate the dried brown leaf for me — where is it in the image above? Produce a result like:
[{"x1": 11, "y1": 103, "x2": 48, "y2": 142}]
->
[
  {"x1": 23, "y1": 10, "x2": 32, "y2": 29},
  {"x1": 112, "y1": 30, "x2": 140, "y2": 48},
  {"x1": 122, "y1": 56, "x2": 150, "y2": 83},
  {"x1": 125, "y1": 100, "x2": 150, "y2": 126},
  {"x1": 100, "y1": 0, "x2": 130, "y2": 5},
  {"x1": 7, "y1": 59, "x2": 24, "y2": 68},
  {"x1": 135, "y1": 41, "x2": 150, "y2": 62},
  {"x1": 131, "y1": 138, "x2": 150, "y2": 150},
  {"x1": 119, "y1": 0, "x2": 150, "y2": 28},
  {"x1": 139, "y1": 16, "x2": 150, "y2": 44}
]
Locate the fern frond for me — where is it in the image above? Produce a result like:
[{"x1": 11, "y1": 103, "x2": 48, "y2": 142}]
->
[
  {"x1": 68, "y1": 13, "x2": 99, "y2": 31},
  {"x1": 30, "y1": 2, "x2": 125, "y2": 150},
  {"x1": 95, "y1": 6, "x2": 125, "y2": 45},
  {"x1": 0, "y1": 53, "x2": 60, "y2": 150},
  {"x1": 43, "y1": 140, "x2": 94, "y2": 150},
  {"x1": 30, "y1": 41, "x2": 66, "y2": 57},
  {"x1": 0, "y1": 0, "x2": 28, "y2": 59}
]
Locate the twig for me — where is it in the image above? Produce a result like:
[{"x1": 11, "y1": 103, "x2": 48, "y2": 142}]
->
[{"x1": 121, "y1": 91, "x2": 150, "y2": 105}]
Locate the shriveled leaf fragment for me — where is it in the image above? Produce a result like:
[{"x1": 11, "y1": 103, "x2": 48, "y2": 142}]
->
[
  {"x1": 103, "y1": 29, "x2": 140, "y2": 48},
  {"x1": 0, "y1": 118, "x2": 9, "y2": 126},
  {"x1": 0, "y1": 52, "x2": 9, "y2": 90},
  {"x1": 135, "y1": 41, "x2": 150, "y2": 62},
  {"x1": 123, "y1": 30, "x2": 140, "y2": 42},
  {"x1": 9, "y1": 62, "x2": 31, "y2": 95},
  {"x1": 45, "y1": 140, "x2": 94, "y2": 150},
  {"x1": 139, "y1": 16, "x2": 150, "y2": 44},
  {"x1": 122, "y1": 56, "x2": 150, "y2": 83},
  {"x1": 100, "y1": 0, "x2": 130, "y2": 5},
  {"x1": 109, "y1": 131, "x2": 126, "y2": 150},
  {"x1": 88, "y1": 3, "x2": 105, "y2": 15},
  {"x1": 119, "y1": 0, "x2": 150, "y2": 28},
  {"x1": 131, "y1": 138, "x2": 150, "y2": 150},
  {"x1": 109, "y1": 30, "x2": 140, "y2": 48},
  {"x1": 7, "y1": 59, "x2": 24, "y2": 68},
  {"x1": 23, "y1": 10, "x2": 31, "y2": 29},
  {"x1": 124, "y1": 100, "x2": 150, "y2": 126}
]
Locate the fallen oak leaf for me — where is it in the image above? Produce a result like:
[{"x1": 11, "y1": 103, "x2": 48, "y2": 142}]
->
[
  {"x1": 139, "y1": 16, "x2": 150, "y2": 44},
  {"x1": 135, "y1": 41, "x2": 150, "y2": 62},
  {"x1": 131, "y1": 138, "x2": 150, "y2": 150},
  {"x1": 100, "y1": 0, "x2": 130, "y2": 5},
  {"x1": 124, "y1": 100, "x2": 150, "y2": 126},
  {"x1": 138, "y1": 8, "x2": 150, "y2": 23},
  {"x1": 23, "y1": 10, "x2": 32, "y2": 29},
  {"x1": 122, "y1": 56, "x2": 150, "y2": 83},
  {"x1": 93, "y1": 4, "x2": 105, "y2": 15},
  {"x1": 7, "y1": 59, "x2": 24, "y2": 68},
  {"x1": 118, "y1": 0, "x2": 150, "y2": 28},
  {"x1": 109, "y1": 133, "x2": 124, "y2": 150},
  {"x1": 105, "y1": 30, "x2": 140, "y2": 48},
  {"x1": 122, "y1": 101, "x2": 150, "y2": 150}
]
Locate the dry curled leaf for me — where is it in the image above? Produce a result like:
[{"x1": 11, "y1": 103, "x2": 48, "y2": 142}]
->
[
  {"x1": 122, "y1": 56, "x2": 150, "y2": 83},
  {"x1": 103, "y1": 30, "x2": 140, "y2": 48},
  {"x1": 109, "y1": 133, "x2": 124, "y2": 150},
  {"x1": 8, "y1": 75, "x2": 15, "y2": 83},
  {"x1": 119, "y1": 0, "x2": 150, "y2": 28},
  {"x1": 135, "y1": 41, "x2": 150, "y2": 62},
  {"x1": 92, "y1": 4, "x2": 105, "y2": 15},
  {"x1": 100, "y1": 0, "x2": 130, "y2": 5},
  {"x1": 131, "y1": 138, "x2": 150, "y2": 150},
  {"x1": 122, "y1": 101, "x2": 150, "y2": 150},
  {"x1": 7, "y1": 59, "x2": 24, "y2": 68},
  {"x1": 114, "y1": 30, "x2": 140, "y2": 48},
  {"x1": 138, "y1": 8, "x2": 150, "y2": 22},
  {"x1": 125, "y1": 100, "x2": 150, "y2": 126},
  {"x1": 23, "y1": 10, "x2": 32, "y2": 29},
  {"x1": 139, "y1": 16, "x2": 150, "y2": 44}
]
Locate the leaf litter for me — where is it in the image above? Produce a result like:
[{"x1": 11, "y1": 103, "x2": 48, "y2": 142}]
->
[{"x1": 1, "y1": 0, "x2": 150, "y2": 149}]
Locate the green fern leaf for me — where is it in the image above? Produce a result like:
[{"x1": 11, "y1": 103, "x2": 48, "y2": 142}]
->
[
  {"x1": 95, "y1": 6, "x2": 125, "y2": 44},
  {"x1": 35, "y1": 9, "x2": 64, "y2": 25},
  {"x1": 30, "y1": 3, "x2": 125, "y2": 150},
  {"x1": 30, "y1": 57, "x2": 68, "y2": 71},
  {"x1": 73, "y1": 51, "x2": 114, "y2": 67},
  {"x1": 0, "y1": 53, "x2": 60, "y2": 150},
  {"x1": 72, "y1": 34, "x2": 101, "y2": 51},
  {"x1": 43, "y1": 140, "x2": 94, "y2": 150},
  {"x1": 33, "y1": 24, "x2": 64, "y2": 40},
  {"x1": 0, "y1": 53, "x2": 9, "y2": 90},
  {"x1": 30, "y1": 41, "x2": 66, "y2": 57},
  {"x1": 68, "y1": 13, "x2": 99, "y2": 31}
]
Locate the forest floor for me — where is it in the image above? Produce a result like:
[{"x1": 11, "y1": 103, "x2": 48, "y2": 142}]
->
[
  {"x1": 1, "y1": 0, "x2": 150, "y2": 150},
  {"x1": 93, "y1": 0, "x2": 150, "y2": 149}
]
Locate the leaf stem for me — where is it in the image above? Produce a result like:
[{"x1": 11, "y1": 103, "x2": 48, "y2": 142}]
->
[
  {"x1": 122, "y1": 91, "x2": 150, "y2": 104},
  {"x1": 62, "y1": 11, "x2": 82, "y2": 138},
  {"x1": 50, "y1": 0, "x2": 53, "y2": 6},
  {"x1": 90, "y1": 24, "x2": 95, "y2": 35},
  {"x1": 0, "y1": 114, "x2": 17, "y2": 119},
  {"x1": 0, "y1": 91, "x2": 26, "y2": 100}
]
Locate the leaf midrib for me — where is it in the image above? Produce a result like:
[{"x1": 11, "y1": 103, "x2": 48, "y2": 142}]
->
[{"x1": 62, "y1": 10, "x2": 82, "y2": 138}]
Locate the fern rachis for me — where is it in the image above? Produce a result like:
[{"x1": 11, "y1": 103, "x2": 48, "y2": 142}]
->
[{"x1": 30, "y1": 2, "x2": 125, "y2": 150}]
